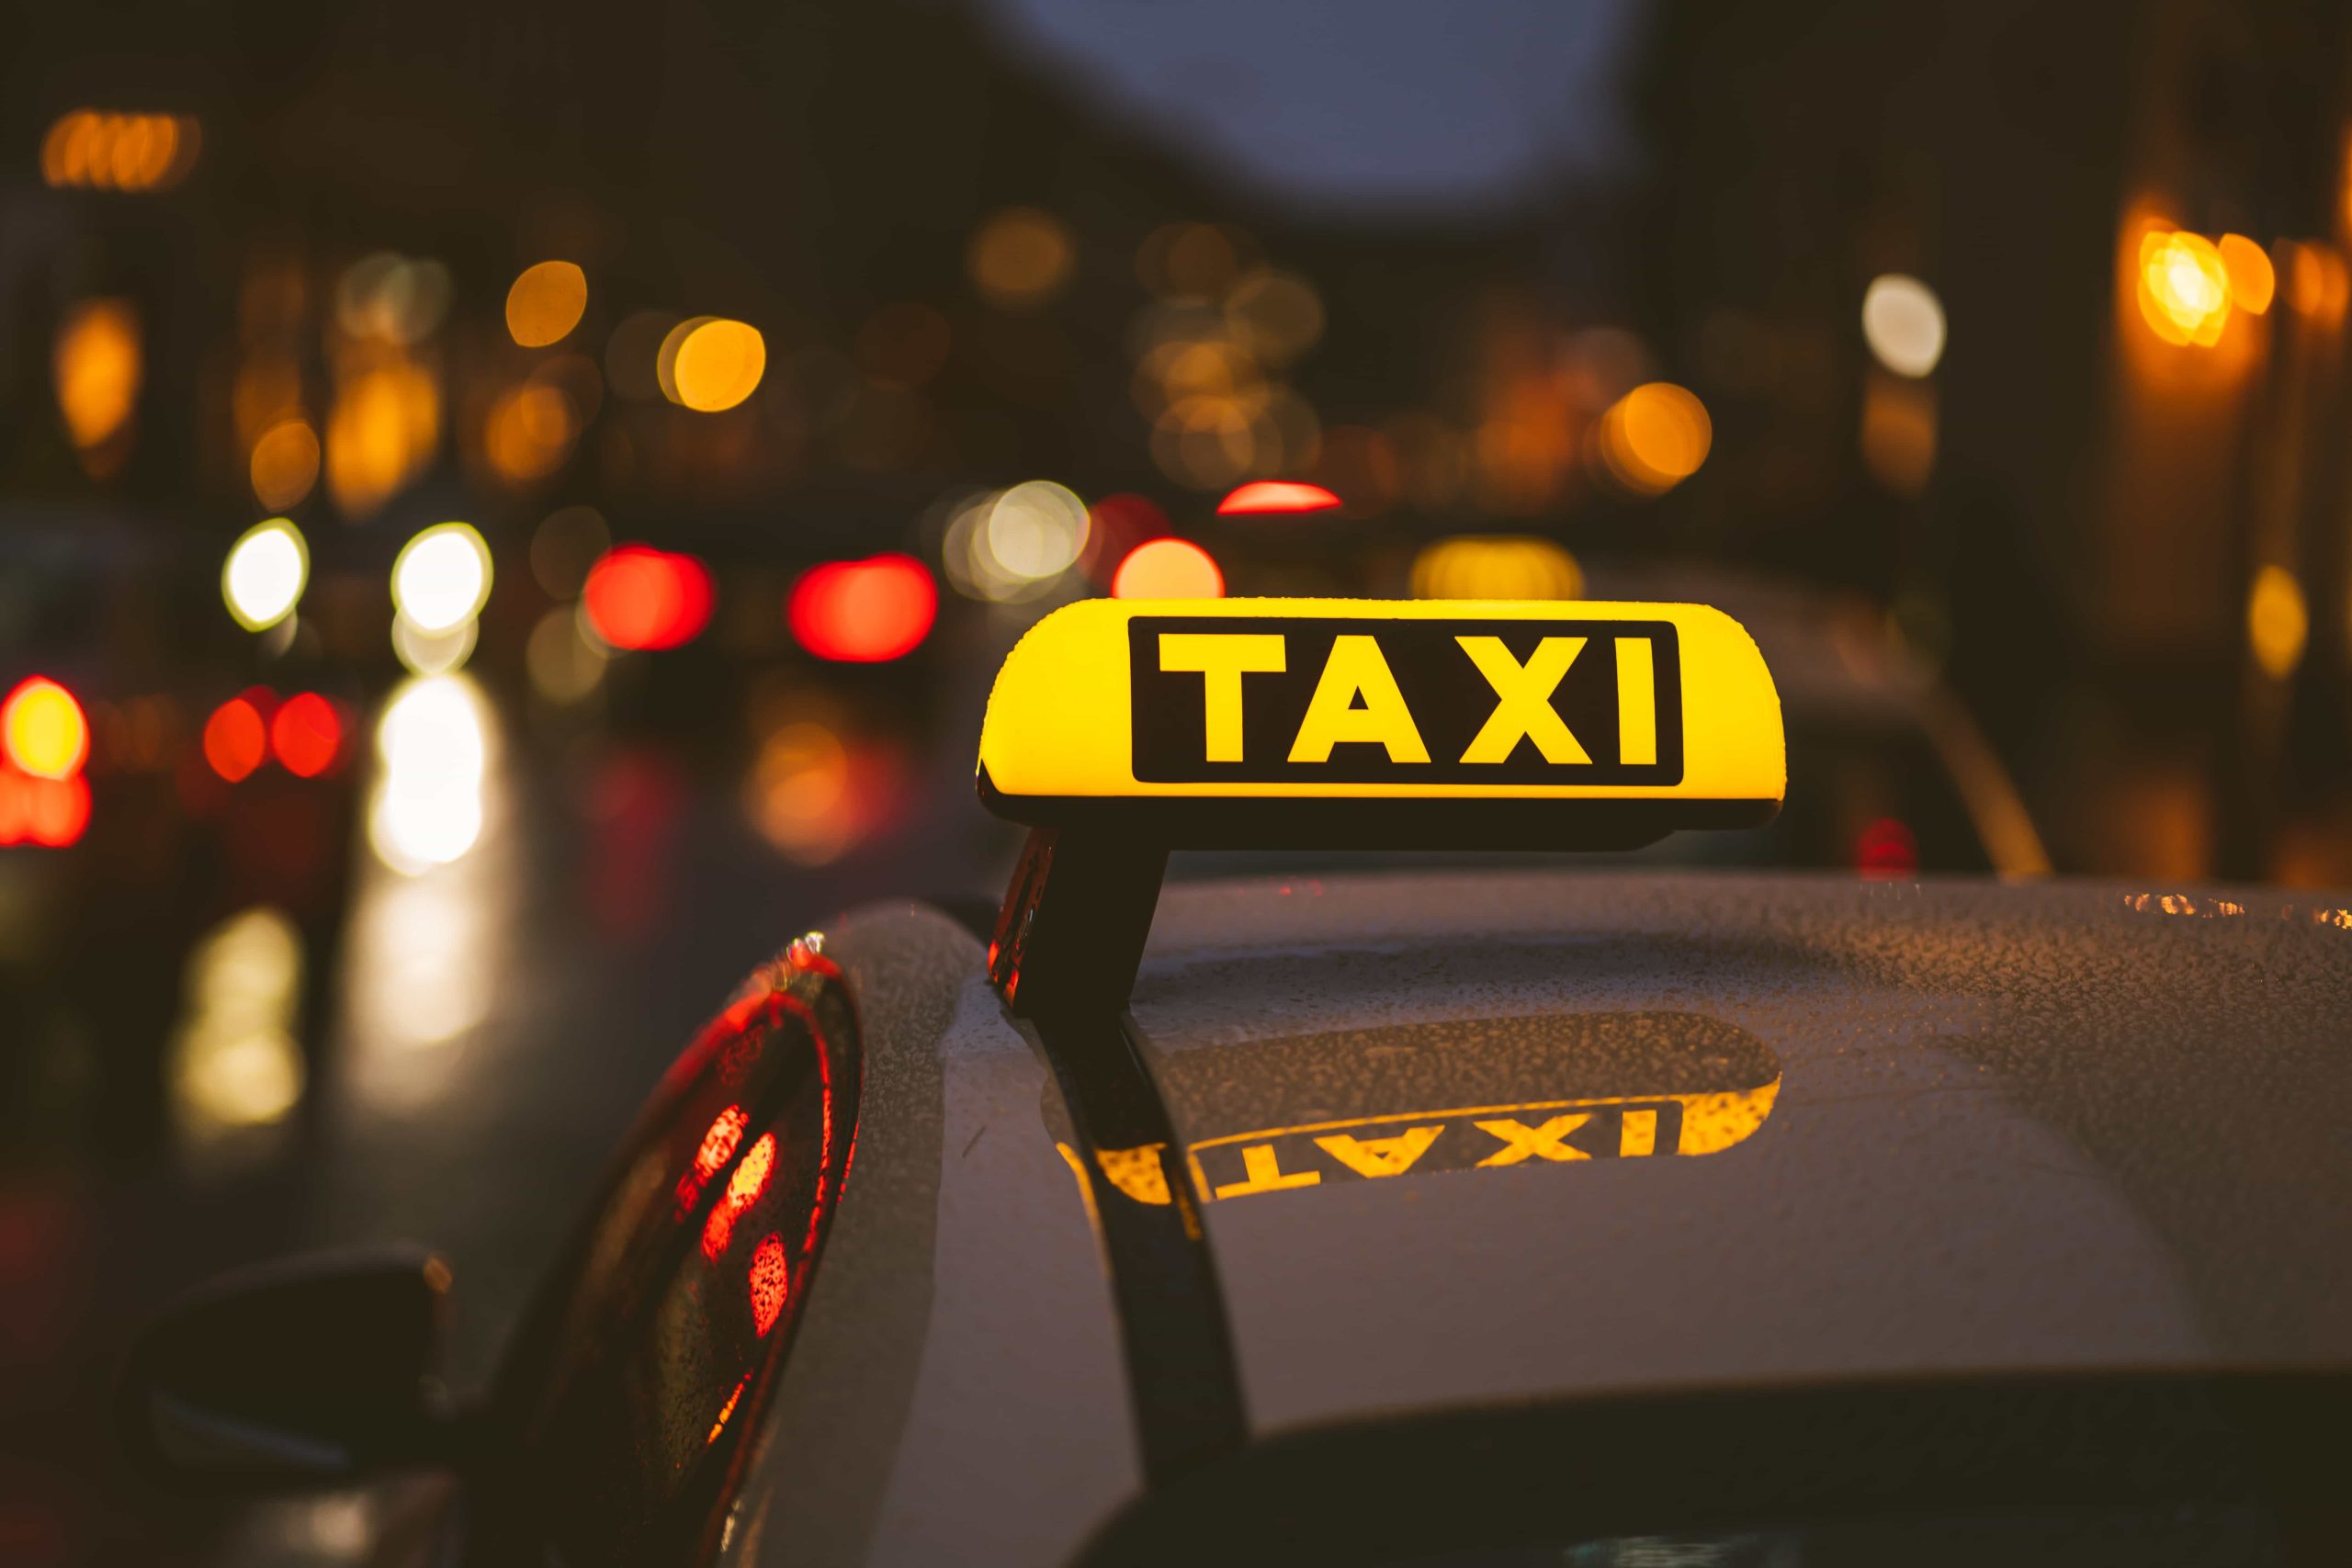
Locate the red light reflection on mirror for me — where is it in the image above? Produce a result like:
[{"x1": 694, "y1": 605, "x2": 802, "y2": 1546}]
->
[
  {"x1": 700, "y1": 1132, "x2": 775, "y2": 1258},
  {"x1": 749, "y1": 1234, "x2": 788, "y2": 1337},
  {"x1": 705, "y1": 1372, "x2": 749, "y2": 1446},
  {"x1": 675, "y1": 1103, "x2": 749, "y2": 1218}
]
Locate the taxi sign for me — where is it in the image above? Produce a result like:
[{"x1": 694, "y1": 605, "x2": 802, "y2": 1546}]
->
[
  {"x1": 978, "y1": 598, "x2": 1785, "y2": 1018},
  {"x1": 978, "y1": 597, "x2": 1783, "y2": 848}
]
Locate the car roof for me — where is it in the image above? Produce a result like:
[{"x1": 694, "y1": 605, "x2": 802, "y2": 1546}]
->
[
  {"x1": 732, "y1": 871, "x2": 2352, "y2": 1563},
  {"x1": 1135, "y1": 871, "x2": 2352, "y2": 1430}
]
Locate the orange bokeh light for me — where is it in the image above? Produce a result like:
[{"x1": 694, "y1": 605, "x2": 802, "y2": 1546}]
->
[
  {"x1": 2138, "y1": 231, "x2": 2233, "y2": 346},
  {"x1": 203, "y1": 697, "x2": 268, "y2": 783},
  {"x1": 269, "y1": 693, "x2": 344, "y2": 778},
  {"x1": 1216, "y1": 479, "x2": 1341, "y2": 515},
  {"x1": 786, "y1": 554, "x2": 937, "y2": 662},
  {"x1": 582, "y1": 546, "x2": 714, "y2": 651},
  {"x1": 2217, "y1": 234, "x2": 2276, "y2": 315},
  {"x1": 1111, "y1": 537, "x2": 1225, "y2": 599}
]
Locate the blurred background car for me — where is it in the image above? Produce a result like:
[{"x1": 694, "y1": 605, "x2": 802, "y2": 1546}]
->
[{"x1": 4, "y1": 0, "x2": 2350, "y2": 1560}]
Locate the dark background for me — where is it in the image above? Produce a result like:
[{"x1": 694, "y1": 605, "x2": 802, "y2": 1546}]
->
[{"x1": 5, "y1": 0, "x2": 2350, "y2": 1561}]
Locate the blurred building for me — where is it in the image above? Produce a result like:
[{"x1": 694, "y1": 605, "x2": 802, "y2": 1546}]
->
[{"x1": 1635, "y1": 0, "x2": 2352, "y2": 882}]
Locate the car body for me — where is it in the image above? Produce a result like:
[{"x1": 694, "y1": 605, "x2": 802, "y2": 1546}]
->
[{"x1": 395, "y1": 867, "x2": 2350, "y2": 1564}]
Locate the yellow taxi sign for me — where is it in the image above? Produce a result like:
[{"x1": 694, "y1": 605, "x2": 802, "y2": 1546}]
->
[{"x1": 977, "y1": 597, "x2": 1783, "y2": 848}]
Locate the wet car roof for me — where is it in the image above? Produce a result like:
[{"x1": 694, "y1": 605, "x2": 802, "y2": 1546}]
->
[
  {"x1": 738, "y1": 873, "x2": 2352, "y2": 1563},
  {"x1": 1134, "y1": 872, "x2": 2352, "y2": 1430}
]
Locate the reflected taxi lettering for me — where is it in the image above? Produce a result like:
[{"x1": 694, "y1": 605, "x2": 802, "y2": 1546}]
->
[{"x1": 1057, "y1": 1081, "x2": 1780, "y2": 1211}]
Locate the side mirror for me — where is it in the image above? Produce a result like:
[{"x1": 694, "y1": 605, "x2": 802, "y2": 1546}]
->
[{"x1": 119, "y1": 1248, "x2": 461, "y2": 1491}]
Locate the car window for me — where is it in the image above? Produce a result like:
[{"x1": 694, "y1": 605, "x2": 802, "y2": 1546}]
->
[{"x1": 490, "y1": 948, "x2": 859, "y2": 1565}]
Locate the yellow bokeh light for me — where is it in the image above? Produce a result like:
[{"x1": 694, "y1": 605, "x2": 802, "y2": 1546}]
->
[
  {"x1": 2138, "y1": 231, "x2": 2233, "y2": 346},
  {"x1": 2248, "y1": 564, "x2": 2307, "y2": 681},
  {"x1": 1408, "y1": 536, "x2": 1583, "y2": 601},
  {"x1": 53, "y1": 299, "x2": 141, "y2": 456},
  {"x1": 2217, "y1": 234, "x2": 2275, "y2": 315},
  {"x1": 666, "y1": 319, "x2": 765, "y2": 412},
  {"x1": 505, "y1": 261, "x2": 588, "y2": 348},
  {"x1": 1599, "y1": 382, "x2": 1711, "y2": 494},
  {"x1": 222, "y1": 518, "x2": 309, "y2": 632},
  {"x1": 4, "y1": 678, "x2": 89, "y2": 780},
  {"x1": 248, "y1": 418, "x2": 320, "y2": 510},
  {"x1": 968, "y1": 208, "x2": 1076, "y2": 310}
]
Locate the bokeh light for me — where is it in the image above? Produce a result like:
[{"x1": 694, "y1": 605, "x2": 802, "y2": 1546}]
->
[
  {"x1": 335, "y1": 254, "x2": 452, "y2": 345},
  {"x1": 1112, "y1": 537, "x2": 1225, "y2": 599},
  {"x1": 270, "y1": 693, "x2": 345, "y2": 778},
  {"x1": 1223, "y1": 267, "x2": 1325, "y2": 366},
  {"x1": 482, "y1": 381, "x2": 579, "y2": 483},
  {"x1": 40, "y1": 109, "x2": 200, "y2": 191},
  {"x1": 167, "y1": 907, "x2": 305, "y2": 1137},
  {"x1": 526, "y1": 609, "x2": 609, "y2": 705},
  {"x1": 391, "y1": 612, "x2": 479, "y2": 677},
  {"x1": 787, "y1": 555, "x2": 937, "y2": 661},
  {"x1": 324, "y1": 355, "x2": 439, "y2": 519},
  {"x1": 3, "y1": 678, "x2": 90, "y2": 781},
  {"x1": 222, "y1": 518, "x2": 309, "y2": 632},
  {"x1": 369, "y1": 675, "x2": 491, "y2": 874},
  {"x1": 203, "y1": 696, "x2": 268, "y2": 783},
  {"x1": 53, "y1": 299, "x2": 141, "y2": 460},
  {"x1": 0, "y1": 772, "x2": 92, "y2": 848},
  {"x1": 1408, "y1": 537, "x2": 1583, "y2": 601},
  {"x1": 2138, "y1": 231, "x2": 2233, "y2": 346},
  {"x1": 1597, "y1": 382, "x2": 1712, "y2": 494},
  {"x1": 2218, "y1": 235, "x2": 2276, "y2": 315},
  {"x1": 392, "y1": 523, "x2": 492, "y2": 634},
  {"x1": 665, "y1": 319, "x2": 766, "y2": 412},
  {"x1": 968, "y1": 208, "x2": 1076, "y2": 310},
  {"x1": 986, "y1": 480, "x2": 1091, "y2": 581},
  {"x1": 248, "y1": 418, "x2": 321, "y2": 510},
  {"x1": 582, "y1": 546, "x2": 714, "y2": 651},
  {"x1": 2248, "y1": 565, "x2": 2308, "y2": 680},
  {"x1": 1217, "y1": 479, "x2": 1341, "y2": 515},
  {"x1": 1860, "y1": 275, "x2": 1946, "y2": 378},
  {"x1": 505, "y1": 261, "x2": 588, "y2": 348}
]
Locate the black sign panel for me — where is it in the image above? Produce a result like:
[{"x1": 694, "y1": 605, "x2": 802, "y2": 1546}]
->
[{"x1": 1127, "y1": 615, "x2": 1684, "y2": 785}]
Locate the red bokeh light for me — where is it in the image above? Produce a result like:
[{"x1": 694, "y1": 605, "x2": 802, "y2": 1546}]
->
[
  {"x1": 0, "y1": 770, "x2": 90, "y2": 848},
  {"x1": 203, "y1": 698, "x2": 268, "y2": 783},
  {"x1": 1112, "y1": 537, "x2": 1226, "y2": 599},
  {"x1": 1857, "y1": 817, "x2": 1920, "y2": 879},
  {"x1": 749, "y1": 1233, "x2": 788, "y2": 1337},
  {"x1": 582, "y1": 546, "x2": 714, "y2": 651},
  {"x1": 700, "y1": 1132, "x2": 776, "y2": 1259},
  {"x1": 269, "y1": 693, "x2": 344, "y2": 778},
  {"x1": 1216, "y1": 479, "x2": 1342, "y2": 515},
  {"x1": 786, "y1": 553, "x2": 937, "y2": 662}
]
